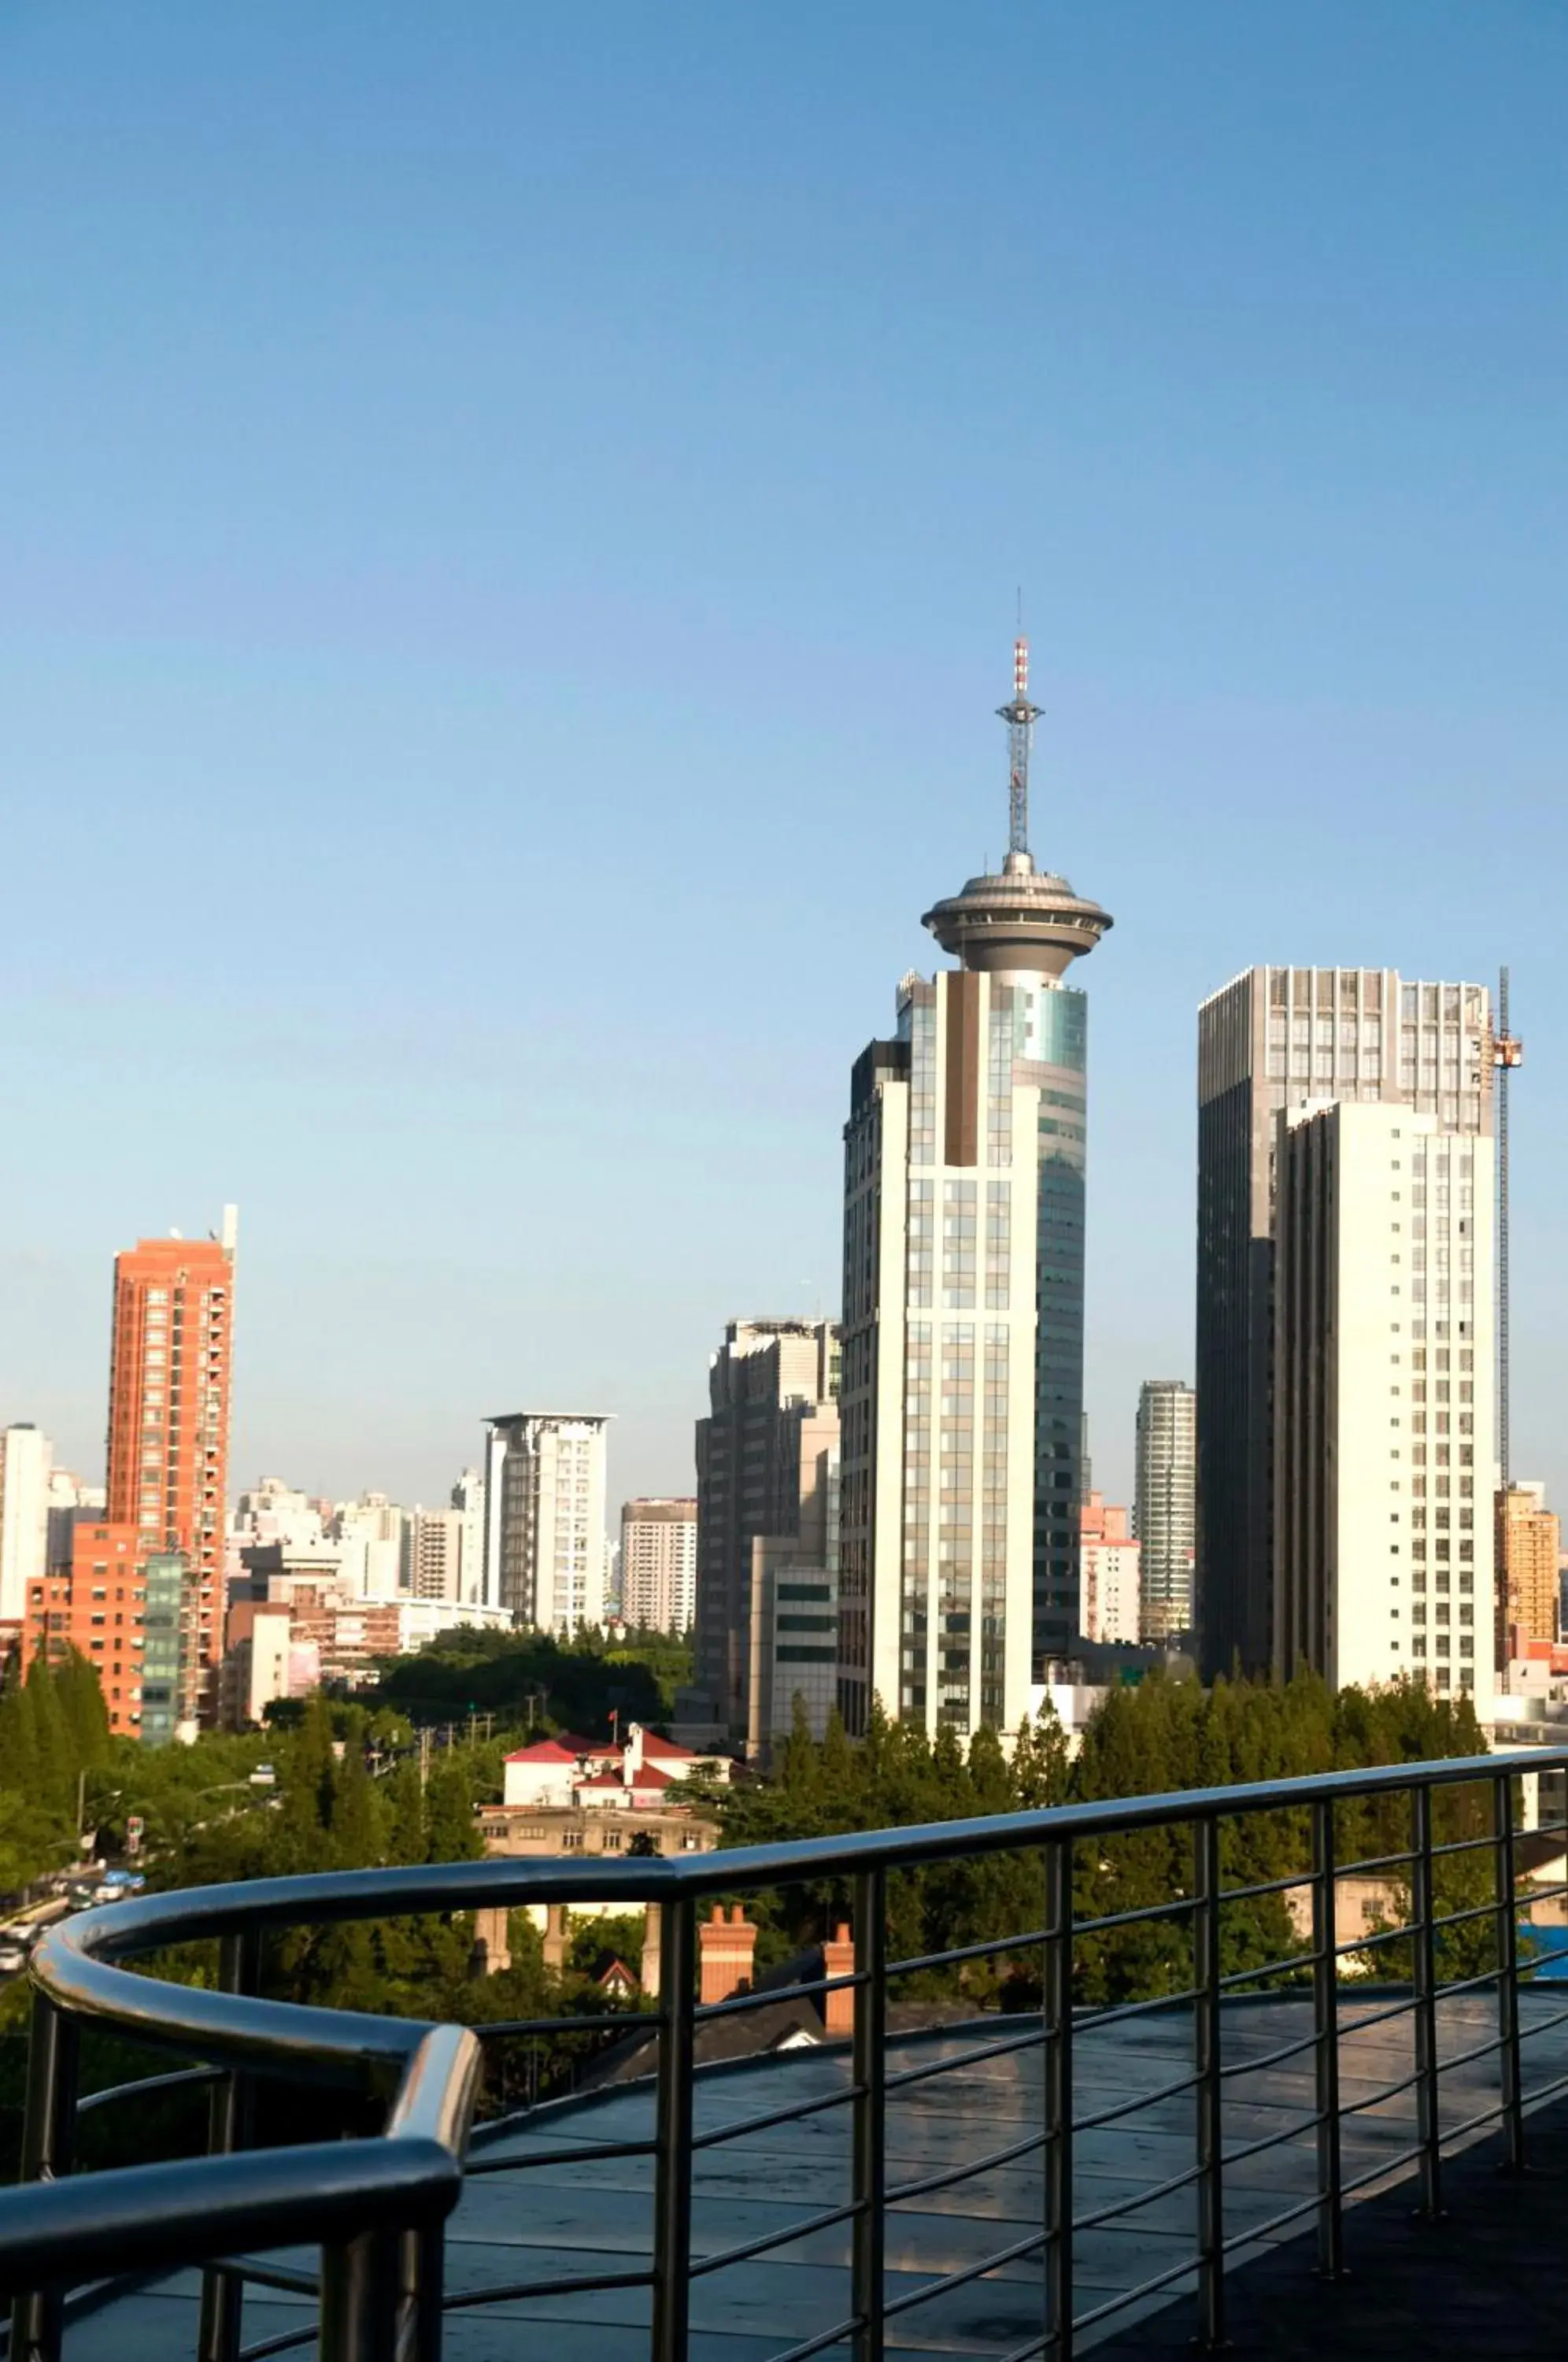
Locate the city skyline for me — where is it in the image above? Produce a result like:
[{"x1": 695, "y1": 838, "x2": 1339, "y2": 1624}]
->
[{"x1": 2, "y1": 6, "x2": 1565, "y2": 1527}]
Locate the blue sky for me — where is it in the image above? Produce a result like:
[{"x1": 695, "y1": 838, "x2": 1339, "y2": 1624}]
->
[{"x1": 2, "y1": 2, "x2": 1564, "y2": 1516}]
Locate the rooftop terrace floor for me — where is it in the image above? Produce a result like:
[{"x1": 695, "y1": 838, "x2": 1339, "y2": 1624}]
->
[{"x1": 58, "y1": 1986, "x2": 1568, "y2": 2361}]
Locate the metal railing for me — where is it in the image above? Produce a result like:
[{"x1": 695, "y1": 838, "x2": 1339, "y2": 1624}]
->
[{"x1": 4, "y1": 1747, "x2": 1568, "y2": 2362}]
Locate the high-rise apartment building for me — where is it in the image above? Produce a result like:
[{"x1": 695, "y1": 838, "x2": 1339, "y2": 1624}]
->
[
  {"x1": 406, "y1": 1509, "x2": 466, "y2": 1602},
  {"x1": 1496, "y1": 1483, "x2": 1559, "y2": 1657},
  {"x1": 1133, "y1": 1381, "x2": 1196, "y2": 1642},
  {"x1": 24, "y1": 1523, "x2": 166, "y2": 1737},
  {"x1": 1196, "y1": 970, "x2": 1491, "y2": 1677},
  {"x1": 689, "y1": 1319, "x2": 839, "y2": 1751},
  {"x1": 482, "y1": 1413, "x2": 609, "y2": 1630},
  {"x1": 105, "y1": 1209, "x2": 238, "y2": 1721},
  {"x1": 1273, "y1": 1101, "x2": 1496, "y2": 1705},
  {"x1": 0, "y1": 1424, "x2": 52, "y2": 1624},
  {"x1": 839, "y1": 645, "x2": 1111, "y2": 1736},
  {"x1": 620, "y1": 1498, "x2": 697, "y2": 1634},
  {"x1": 451, "y1": 1468, "x2": 486, "y2": 1604},
  {"x1": 1078, "y1": 1494, "x2": 1141, "y2": 1645}
]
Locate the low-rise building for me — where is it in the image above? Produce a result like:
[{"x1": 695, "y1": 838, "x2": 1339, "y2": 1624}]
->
[{"x1": 1079, "y1": 1494, "x2": 1141, "y2": 1646}]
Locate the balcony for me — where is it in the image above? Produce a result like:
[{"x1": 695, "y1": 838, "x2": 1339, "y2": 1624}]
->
[{"x1": 5, "y1": 1749, "x2": 1568, "y2": 2362}]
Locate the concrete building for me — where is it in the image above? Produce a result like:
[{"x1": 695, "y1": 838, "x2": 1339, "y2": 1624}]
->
[
  {"x1": 687, "y1": 1320, "x2": 839, "y2": 1753},
  {"x1": 330, "y1": 1494, "x2": 406, "y2": 1596},
  {"x1": 482, "y1": 1414, "x2": 610, "y2": 1630},
  {"x1": 24, "y1": 1523, "x2": 158, "y2": 1736},
  {"x1": 1273, "y1": 1100, "x2": 1496, "y2": 1705},
  {"x1": 406, "y1": 1508, "x2": 466, "y2": 1601},
  {"x1": 1078, "y1": 1494, "x2": 1141, "y2": 1646},
  {"x1": 45, "y1": 1467, "x2": 106, "y2": 1576},
  {"x1": 1196, "y1": 970, "x2": 1492, "y2": 1678},
  {"x1": 746, "y1": 1530, "x2": 841, "y2": 1759},
  {"x1": 104, "y1": 1208, "x2": 237, "y2": 1720},
  {"x1": 620, "y1": 1498, "x2": 697, "y2": 1633},
  {"x1": 1498, "y1": 1483, "x2": 1560, "y2": 1658},
  {"x1": 219, "y1": 1601, "x2": 296, "y2": 1727},
  {"x1": 451, "y1": 1468, "x2": 486, "y2": 1604},
  {"x1": 839, "y1": 643, "x2": 1111, "y2": 1737},
  {"x1": 1133, "y1": 1381, "x2": 1196, "y2": 1642},
  {"x1": 0, "y1": 1424, "x2": 52, "y2": 1624}
]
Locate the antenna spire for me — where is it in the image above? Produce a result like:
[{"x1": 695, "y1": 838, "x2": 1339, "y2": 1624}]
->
[{"x1": 997, "y1": 635, "x2": 1041, "y2": 861}]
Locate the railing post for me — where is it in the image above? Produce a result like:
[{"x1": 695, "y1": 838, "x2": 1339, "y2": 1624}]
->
[
  {"x1": 851, "y1": 1866, "x2": 886, "y2": 2362},
  {"x1": 1193, "y1": 1812, "x2": 1225, "y2": 2349},
  {"x1": 1042, "y1": 1835, "x2": 1073, "y2": 2362},
  {"x1": 1411, "y1": 1781, "x2": 1443, "y2": 2219},
  {"x1": 1311, "y1": 1796, "x2": 1344, "y2": 2279},
  {"x1": 198, "y1": 1928, "x2": 262, "y2": 2362},
  {"x1": 652, "y1": 1893, "x2": 696, "y2": 2362},
  {"x1": 320, "y1": 2227, "x2": 401, "y2": 2362},
  {"x1": 9, "y1": 1990, "x2": 80, "y2": 2362},
  {"x1": 1493, "y1": 1770, "x2": 1525, "y2": 2174}
]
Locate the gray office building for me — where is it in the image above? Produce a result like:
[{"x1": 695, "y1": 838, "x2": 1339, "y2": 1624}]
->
[
  {"x1": 1133, "y1": 1381, "x2": 1196, "y2": 1642},
  {"x1": 1196, "y1": 967, "x2": 1492, "y2": 1678}
]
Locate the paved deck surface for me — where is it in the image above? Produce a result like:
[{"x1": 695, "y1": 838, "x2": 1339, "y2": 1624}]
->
[{"x1": 58, "y1": 1986, "x2": 1568, "y2": 2360}]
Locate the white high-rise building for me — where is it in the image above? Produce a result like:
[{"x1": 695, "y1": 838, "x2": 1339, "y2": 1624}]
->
[
  {"x1": 839, "y1": 642, "x2": 1112, "y2": 1738},
  {"x1": 1273, "y1": 1101, "x2": 1496, "y2": 1706},
  {"x1": 330, "y1": 1494, "x2": 407, "y2": 1596},
  {"x1": 1134, "y1": 1382, "x2": 1196, "y2": 1642},
  {"x1": 620, "y1": 1498, "x2": 697, "y2": 1633},
  {"x1": 0, "y1": 1425, "x2": 52, "y2": 1623},
  {"x1": 450, "y1": 1468, "x2": 486, "y2": 1604},
  {"x1": 483, "y1": 1413, "x2": 610, "y2": 1631}
]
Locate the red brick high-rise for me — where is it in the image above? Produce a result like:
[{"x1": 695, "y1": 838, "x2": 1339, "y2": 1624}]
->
[{"x1": 105, "y1": 1209, "x2": 237, "y2": 1720}]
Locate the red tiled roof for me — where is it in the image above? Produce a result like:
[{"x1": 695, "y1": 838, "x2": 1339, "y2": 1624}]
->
[
  {"x1": 505, "y1": 1733, "x2": 620, "y2": 1764},
  {"x1": 637, "y1": 1732, "x2": 696, "y2": 1760}
]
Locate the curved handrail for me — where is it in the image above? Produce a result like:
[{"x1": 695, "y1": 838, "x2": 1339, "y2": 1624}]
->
[{"x1": 35, "y1": 1746, "x2": 1559, "y2": 2077}]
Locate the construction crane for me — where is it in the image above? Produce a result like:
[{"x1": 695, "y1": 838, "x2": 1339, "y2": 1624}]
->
[{"x1": 1493, "y1": 965, "x2": 1524, "y2": 1491}]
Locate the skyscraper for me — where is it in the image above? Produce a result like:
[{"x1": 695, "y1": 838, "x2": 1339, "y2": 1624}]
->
[
  {"x1": 105, "y1": 1209, "x2": 238, "y2": 1721},
  {"x1": 620, "y1": 1498, "x2": 697, "y2": 1634},
  {"x1": 690, "y1": 1319, "x2": 839, "y2": 1750},
  {"x1": 1496, "y1": 1483, "x2": 1559, "y2": 1657},
  {"x1": 0, "y1": 1424, "x2": 51, "y2": 1625},
  {"x1": 482, "y1": 1412, "x2": 609, "y2": 1630},
  {"x1": 839, "y1": 642, "x2": 1111, "y2": 1736},
  {"x1": 1133, "y1": 1380, "x2": 1196, "y2": 1642},
  {"x1": 1196, "y1": 969, "x2": 1491, "y2": 1677},
  {"x1": 1273, "y1": 1101, "x2": 1496, "y2": 1705}
]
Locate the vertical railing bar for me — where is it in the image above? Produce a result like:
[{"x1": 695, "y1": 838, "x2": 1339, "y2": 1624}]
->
[
  {"x1": 1193, "y1": 1812, "x2": 1225, "y2": 2349},
  {"x1": 9, "y1": 1990, "x2": 80, "y2": 2362},
  {"x1": 1042, "y1": 1835, "x2": 1073, "y2": 2362},
  {"x1": 652, "y1": 1893, "x2": 697, "y2": 2362},
  {"x1": 1311, "y1": 1796, "x2": 1344, "y2": 2278},
  {"x1": 1493, "y1": 1771, "x2": 1524, "y2": 2173},
  {"x1": 851, "y1": 1865, "x2": 886, "y2": 2362},
  {"x1": 319, "y1": 2227, "x2": 400, "y2": 2362},
  {"x1": 1411, "y1": 1781, "x2": 1442, "y2": 2219},
  {"x1": 199, "y1": 1927, "x2": 262, "y2": 2362}
]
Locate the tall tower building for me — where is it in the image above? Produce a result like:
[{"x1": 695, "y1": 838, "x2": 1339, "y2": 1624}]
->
[
  {"x1": 1196, "y1": 969, "x2": 1491, "y2": 1678},
  {"x1": 1133, "y1": 1380, "x2": 1196, "y2": 1642},
  {"x1": 690, "y1": 1319, "x2": 839, "y2": 1749},
  {"x1": 105, "y1": 1209, "x2": 238, "y2": 1721},
  {"x1": 620, "y1": 1498, "x2": 697, "y2": 1634},
  {"x1": 839, "y1": 642, "x2": 1111, "y2": 1736},
  {"x1": 482, "y1": 1412, "x2": 609, "y2": 1631},
  {"x1": 1273, "y1": 1101, "x2": 1496, "y2": 1705},
  {"x1": 1496, "y1": 1483, "x2": 1559, "y2": 1657},
  {"x1": 0, "y1": 1425, "x2": 52, "y2": 1625}
]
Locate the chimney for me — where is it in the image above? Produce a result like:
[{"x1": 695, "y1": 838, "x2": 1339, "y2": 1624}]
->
[
  {"x1": 822, "y1": 1921, "x2": 856, "y2": 2036},
  {"x1": 698, "y1": 1901, "x2": 757, "y2": 2005}
]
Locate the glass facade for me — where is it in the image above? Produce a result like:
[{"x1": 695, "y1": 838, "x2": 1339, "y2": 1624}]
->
[
  {"x1": 1031, "y1": 985, "x2": 1088, "y2": 1660},
  {"x1": 139, "y1": 1551, "x2": 187, "y2": 1746}
]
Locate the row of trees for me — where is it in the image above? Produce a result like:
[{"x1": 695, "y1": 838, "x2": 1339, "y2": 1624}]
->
[
  {"x1": 704, "y1": 1670, "x2": 1497, "y2": 2005},
  {"x1": 375, "y1": 1627, "x2": 690, "y2": 1736}
]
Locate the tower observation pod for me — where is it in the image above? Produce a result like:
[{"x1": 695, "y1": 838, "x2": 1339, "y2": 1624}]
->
[{"x1": 921, "y1": 638, "x2": 1113, "y2": 976}]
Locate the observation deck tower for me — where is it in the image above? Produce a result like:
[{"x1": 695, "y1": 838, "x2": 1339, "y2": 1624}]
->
[{"x1": 922, "y1": 639, "x2": 1112, "y2": 976}]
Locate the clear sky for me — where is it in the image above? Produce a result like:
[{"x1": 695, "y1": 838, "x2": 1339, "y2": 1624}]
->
[{"x1": 2, "y1": 2, "x2": 1564, "y2": 1519}]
